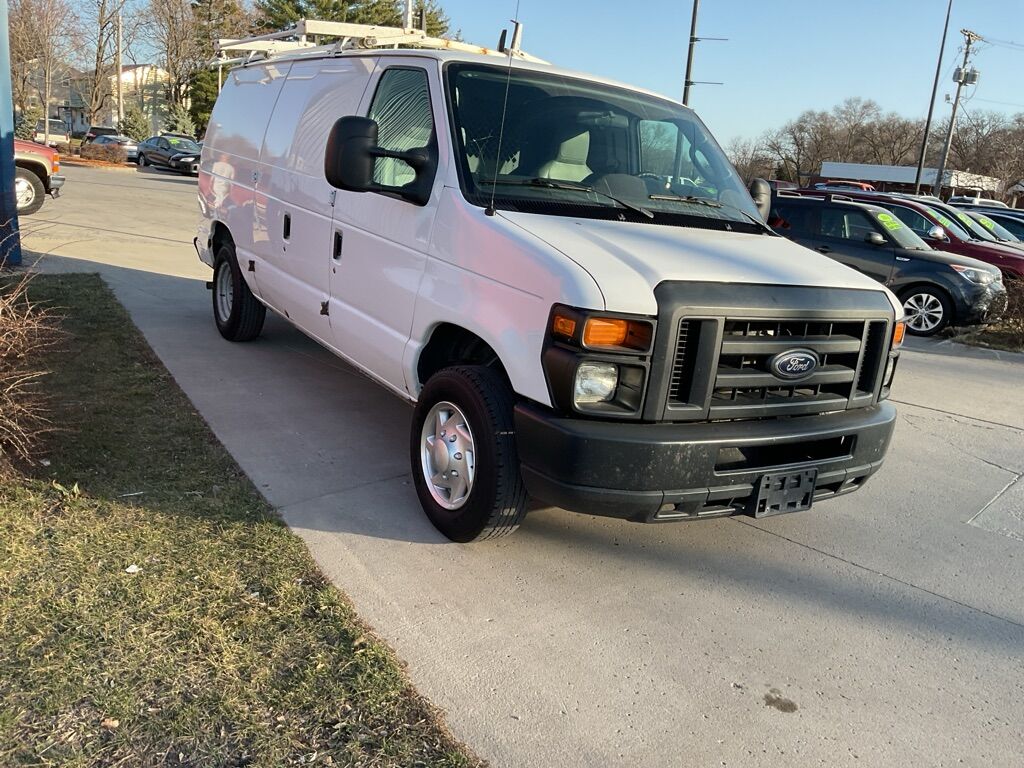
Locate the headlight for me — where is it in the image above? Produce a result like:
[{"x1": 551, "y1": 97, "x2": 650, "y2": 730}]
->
[
  {"x1": 951, "y1": 264, "x2": 995, "y2": 284},
  {"x1": 574, "y1": 362, "x2": 618, "y2": 405}
]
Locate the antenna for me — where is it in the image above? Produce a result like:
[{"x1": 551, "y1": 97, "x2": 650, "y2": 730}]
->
[{"x1": 486, "y1": 2, "x2": 522, "y2": 217}]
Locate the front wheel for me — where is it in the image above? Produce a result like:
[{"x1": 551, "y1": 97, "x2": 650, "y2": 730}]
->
[
  {"x1": 411, "y1": 366, "x2": 528, "y2": 542},
  {"x1": 14, "y1": 168, "x2": 45, "y2": 215},
  {"x1": 212, "y1": 243, "x2": 266, "y2": 341},
  {"x1": 137, "y1": 153, "x2": 147, "y2": 167},
  {"x1": 900, "y1": 287, "x2": 952, "y2": 336}
]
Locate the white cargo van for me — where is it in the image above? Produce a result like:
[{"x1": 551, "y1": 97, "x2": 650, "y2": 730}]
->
[{"x1": 196, "y1": 20, "x2": 904, "y2": 541}]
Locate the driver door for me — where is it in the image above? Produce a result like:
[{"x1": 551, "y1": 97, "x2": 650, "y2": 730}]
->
[{"x1": 327, "y1": 62, "x2": 444, "y2": 393}]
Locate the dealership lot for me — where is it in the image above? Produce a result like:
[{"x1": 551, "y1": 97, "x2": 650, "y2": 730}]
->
[{"x1": 23, "y1": 165, "x2": 1024, "y2": 767}]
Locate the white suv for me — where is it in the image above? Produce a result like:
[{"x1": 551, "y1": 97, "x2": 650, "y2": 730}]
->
[{"x1": 196, "y1": 27, "x2": 905, "y2": 541}]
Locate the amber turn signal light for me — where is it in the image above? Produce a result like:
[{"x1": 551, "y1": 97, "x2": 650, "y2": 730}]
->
[
  {"x1": 892, "y1": 320, "x2": 906, "y2": 348},
  {"x1": 551, "y1": 313, "x2": 578, "y2": 339},
  {"x1": 583, "y1": 317, "x2": 629, "y2": 347}
]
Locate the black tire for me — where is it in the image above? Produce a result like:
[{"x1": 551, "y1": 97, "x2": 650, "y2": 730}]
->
[
  {"x1": 212, "y1": 242, "x2": 266, "y2": 342},
  {"x1": 411, "y1": 365, "x2": 529, "y2": 542},
  {"x1": 15, "y1": 168, "x2": 45, "y2": 215},
  {"x1": 899, "y1": 285, "x2": 952, "y2": 336}
]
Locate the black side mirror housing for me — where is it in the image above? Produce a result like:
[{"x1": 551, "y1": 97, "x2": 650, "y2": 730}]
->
[
  {"x1": 866, "y1": 231, "x2": 886, "y2": 246},
  {"x1": 324, "y1": 115, "x2": 436, "y2": 206},
  {"x1": 749, "y1": 178, "x2": 771, "y2": 221}
]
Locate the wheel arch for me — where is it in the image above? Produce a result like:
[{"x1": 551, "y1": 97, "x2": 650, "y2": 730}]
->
[
  {"x1": 15, "y1": 158, "x2": 48, "y2": 184},
  {"x1": 415, "y1": 323, "x2": 511, "y2": 394}
]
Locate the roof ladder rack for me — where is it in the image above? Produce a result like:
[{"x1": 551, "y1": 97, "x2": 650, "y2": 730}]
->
[{"x1": 214, "y1": 18, "x2": 547, "y2": 66}]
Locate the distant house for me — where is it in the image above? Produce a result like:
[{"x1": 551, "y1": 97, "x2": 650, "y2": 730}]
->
[{"x1": 21, "y1": 63, "x2": 173, "y2": 136}]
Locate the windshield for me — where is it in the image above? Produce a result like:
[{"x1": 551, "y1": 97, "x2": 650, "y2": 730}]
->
[
  {"x1": 970, "y1": 212, "x2": 1020, "y2": 242},
  {"x1": 922, "y1": 206, "x2": 972, "y2": 241},
  {"x1": 167, "y1": 137, "x2": 200, "y2": 153},
  {"x1": 929, "y1": 202, "x2": 995, "y2": 241},
  {"x1": 871, "y1": 210, "x2": 929, "y2": 250},
  {"x1": 445, "y1": 63, "x2": 761, "y2": 230}
]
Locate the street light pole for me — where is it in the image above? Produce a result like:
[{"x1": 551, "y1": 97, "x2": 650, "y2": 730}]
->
[
  {"x1": 682, "y1": 0, "x2": 700, "y2": 106},
  {"x1": 913, "y1": 0, "x2": 953, "y2": 195},
  {"x1": 1, "y1": 0, "x2": 23, "y2": 268},
  {"x1": 932, "y1": 30, "x2": 980, "y2": 197}
]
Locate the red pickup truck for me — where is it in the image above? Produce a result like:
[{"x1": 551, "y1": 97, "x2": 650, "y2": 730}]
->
[{"x1": 14, "y1": 139, "x2": 66, "y2": 215}]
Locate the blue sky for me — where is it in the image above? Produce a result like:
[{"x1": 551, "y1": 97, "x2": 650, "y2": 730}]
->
[{"x1": 440, "y1": 0, "x2": 1024, "y2": 144}]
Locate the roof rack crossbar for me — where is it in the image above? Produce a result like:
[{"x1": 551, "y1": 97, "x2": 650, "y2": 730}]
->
[{"x1": 214, "y1": 18, "x2": 547, "y2": 66}]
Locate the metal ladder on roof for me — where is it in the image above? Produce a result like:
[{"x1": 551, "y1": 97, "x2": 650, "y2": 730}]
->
[{"x1": 214, "y1": 18, "x2": 546, "y2": 67}]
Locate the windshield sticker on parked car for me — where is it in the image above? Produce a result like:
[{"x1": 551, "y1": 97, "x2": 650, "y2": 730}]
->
[
  {"x1": 956, "y1": 212, "x2": 975, "y2": 227},
  {"x1": 875, "y1": 212, "x2": 903, "y2": 230},
  {"x1": 977, "y1": 215, "x2": 996, "y2": 230},
  {"x1": 935, "y1": 213, "x2": 955, "y2": 228}
]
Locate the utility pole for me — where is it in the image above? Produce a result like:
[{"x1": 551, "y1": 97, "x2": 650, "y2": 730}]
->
[
  {"x1": 682, "y1": 0, "x2": 700, "y2": 106},
  {"x1": 932, "y1": 29, "x2": 981, "y2": 197},
  {"x1": 1, "y1": 0, "x2": 23, "y2": 268},
  {"x1": 913, "y1": 0, "x2": 953, "y2": 195},
  {"x1": 116, "y1": 12, "x2": 124, "y2": 125}
]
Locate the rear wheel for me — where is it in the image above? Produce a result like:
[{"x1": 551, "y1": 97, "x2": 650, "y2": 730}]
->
[
  {"x1": 14, "y1": 168, "x2": 45, "y2": 215},
  {"x1": 212, "y1": 243, "x2": 266, "y2": 342},
  {"x1": 411, "y1": 366, "x2": 528, "y2": 542},
  {"x1": 137, "y1": 153, "x2": 147, "y2": 167},
  {"x1": 900, "y1": 286, "x2": 952, "y2": 336}
]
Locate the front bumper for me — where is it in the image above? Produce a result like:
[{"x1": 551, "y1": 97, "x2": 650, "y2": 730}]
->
[
  {"x1": 47, "y1": 174, "x2": 66, "y2": 195},
  {"x1": 171, "y1": 159, "x2": 199, "y2": 175},
  {"x1": 515, "y1": 402, "x2": 897, "y2": 522}
]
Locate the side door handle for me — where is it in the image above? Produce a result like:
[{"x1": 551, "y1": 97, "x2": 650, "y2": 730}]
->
[
  {"x1": 815, "y1": 245, "x2": 832, "y2": 254},
  {"x1": 332, "y1": 230, "x2": 343, "y2": 260}
]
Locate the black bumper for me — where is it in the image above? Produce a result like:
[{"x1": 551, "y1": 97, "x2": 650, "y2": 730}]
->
[{"x1": 515, "y1": 402, "x2": 897, "y2": 522}]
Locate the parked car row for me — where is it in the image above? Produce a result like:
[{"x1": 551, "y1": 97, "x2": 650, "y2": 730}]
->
[{"x1": 771, "y1": 188, "x2": 1019, "y2": 335}]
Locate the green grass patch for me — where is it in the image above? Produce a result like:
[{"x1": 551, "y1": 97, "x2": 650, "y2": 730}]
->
[{"x1": 0, "y1": 274, "x2": 478, "y2": 767}]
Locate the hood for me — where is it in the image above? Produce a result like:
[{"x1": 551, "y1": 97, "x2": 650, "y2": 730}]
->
[
  {"x1": 14, "y1": 139, "x2": 56, "y2": 160},
  {"x1": 500, "y1": 212, "x2": 899, "y2": 316}
]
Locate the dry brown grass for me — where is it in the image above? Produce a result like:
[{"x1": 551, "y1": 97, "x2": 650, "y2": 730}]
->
[{"x1": 952, "y1": 278, "x2": 1024, "y2": 352}]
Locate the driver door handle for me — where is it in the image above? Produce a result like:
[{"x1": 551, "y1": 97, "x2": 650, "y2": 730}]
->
[
  {"x1": 815, "y1": 245, "x2": 832, "y2": 254},
  {"x1": 332, "y1": 230, "x2": 343, "y2": 261}
]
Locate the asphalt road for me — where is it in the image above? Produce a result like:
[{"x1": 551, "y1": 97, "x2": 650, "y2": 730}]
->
[{"x1": 24, "y1": 165, "x2": 1024, "y2": 767}]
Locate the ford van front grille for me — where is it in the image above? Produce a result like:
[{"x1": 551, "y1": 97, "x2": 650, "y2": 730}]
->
[{"x1": 647, "y1": 283, "x2": 895, "y2": 423}]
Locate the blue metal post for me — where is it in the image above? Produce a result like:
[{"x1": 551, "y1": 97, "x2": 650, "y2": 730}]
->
[{"x1": 1, "y1": 0, "x2": 23, "y2": 267}]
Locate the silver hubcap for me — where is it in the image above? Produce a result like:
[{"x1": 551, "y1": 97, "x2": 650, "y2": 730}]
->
[
  {"x1": 15, "y1": 177, "x2": 35, "y2": 208},
  {"x1": 420, "y1": 401, "x2": 476, "y2": 510},
  {"x1": 903, "y1": 293, "x2": 944, "y2": 332},
  {"x1": 215, "y1": 263, "x2": 233, "y2": 321}
]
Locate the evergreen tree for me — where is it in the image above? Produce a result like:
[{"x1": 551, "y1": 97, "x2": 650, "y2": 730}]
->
[
  {"x1": 165, "y1": 102, "x2": 197, "y2": 137},
  {"x1": 15, "y1": 105, "x2": 43, "y2": 140},
  {"x1": 188, "y1": 69, "x2": 220, "y2": 136},
  {"x1": 255, "y1": 0, "x2": 449, "y2": 37},
  {"x1": 120, "y1": 104, "x2": 150, "y2": 141}
]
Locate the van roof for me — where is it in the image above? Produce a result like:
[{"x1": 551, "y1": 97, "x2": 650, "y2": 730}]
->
[{"x1": 216, "y1": 18, "x2": 691, "y2": 112}]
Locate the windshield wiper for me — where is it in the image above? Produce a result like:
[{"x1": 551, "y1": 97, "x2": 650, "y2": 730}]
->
[
  {"x1": 480, "y1": 177, "x2": 654, "y2": 219},
  {"x1": 649, "y1": 193, "x2": 775, "y2": 235}
]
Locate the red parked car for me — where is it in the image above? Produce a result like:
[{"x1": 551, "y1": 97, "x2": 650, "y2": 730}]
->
[
  {"x1": 13, "y1": 138, "x2": 65, "y2": 215},
  {"x1": 795, "y1": 188, "x2": 1024, "y2": 279}
]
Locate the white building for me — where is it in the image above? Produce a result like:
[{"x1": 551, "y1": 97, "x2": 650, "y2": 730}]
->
[{"x1": 819, "y1": 162, "x2": 1001, "y2": 196}]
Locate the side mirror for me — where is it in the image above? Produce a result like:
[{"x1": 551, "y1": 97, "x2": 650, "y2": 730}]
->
[
  {"x1": 748, "y1": 178, "x2": 771, "y2": 221},
  {"x1": 866, "y1": 231, "x2": 887, "y2": 246},
  {"x1": 325, "y1": 116, "x2": 377, "y2": 193},
  {"x1": 927, "y1": 225, "x2": 947, "y2": 241},
  {"x1": 324, "y1": 115, "x2": 436, "y2": 206}
]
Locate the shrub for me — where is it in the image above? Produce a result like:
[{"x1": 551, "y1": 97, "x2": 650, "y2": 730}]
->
[
  {"x1": 0, "y1": 274, "x2": 60, "y2": 471},
  {"x1": 79, "y1": 143, "x2": 128, "y2": 164},
  {"x1": 54, "y1": 142, "x2": 71, "y2": 155},
  {"x1": 1001, "y1": 277, "x2": 1024, "y2": 341}
]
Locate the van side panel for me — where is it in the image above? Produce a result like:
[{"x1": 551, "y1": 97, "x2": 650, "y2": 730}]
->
[
  {"x1": 200, "y1": 62, "x2": 290, "y2": 296},
  {"x1": 255, "y1": 58, "x2": 375, "y2": 341}
]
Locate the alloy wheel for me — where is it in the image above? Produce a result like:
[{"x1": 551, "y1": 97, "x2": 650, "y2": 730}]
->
[{"x1": 903, "y1": 292, "x2": 944, "y2": 333}]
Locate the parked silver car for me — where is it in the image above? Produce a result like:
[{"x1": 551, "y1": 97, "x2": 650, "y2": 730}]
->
[{"x1": 89, "y1": 134, "x2": 138, "y2": 162}]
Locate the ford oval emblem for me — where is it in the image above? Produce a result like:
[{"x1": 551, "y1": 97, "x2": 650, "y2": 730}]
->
[{"x1": 770, "y1": 349, "x2": 819, "y2": 380}]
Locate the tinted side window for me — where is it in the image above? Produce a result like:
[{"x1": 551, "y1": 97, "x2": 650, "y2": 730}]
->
[
  {"x1": 771, "y1": 202, "x2": 817, "y2": 235},
  {"x1": 368, "y1": 68, "x2": 434, "y2": 188},
  {"x1": 820, "y1": 207, "x2": 877, "y2": 241}
]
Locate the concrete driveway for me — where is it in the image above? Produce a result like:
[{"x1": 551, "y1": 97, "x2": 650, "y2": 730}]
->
[{"x1": 23, "y1": 165, "x2": 1024, "y2": 767}]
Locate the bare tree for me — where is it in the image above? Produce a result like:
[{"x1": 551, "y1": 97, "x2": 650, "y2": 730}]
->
[
  {"x1": 74, "y1": 0, "x2": 133, "y2": 125},
  {"x1": 862, "y1": 114, "x2": 923, "y2": 166},
  {"x1": 726, "y1": 136, "x2": 774, "y2": 183},
  {"x1": 147, "y1": 0, "x2": 204, "y2": 105}
]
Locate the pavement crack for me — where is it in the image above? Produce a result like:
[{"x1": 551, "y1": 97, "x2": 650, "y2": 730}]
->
[
  {"x1": 277, "y1": 471, "x2": 412, "y2": 513},
  {"x1": 733, "y1": 517, "x2": 1024, "y2": 631},
  {"x1": 891, "y1": 399, "x2": 1024, "y2": 434},
  {"x1": 966, "y1": 473, "x2": 1024, "y2": 526}
]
